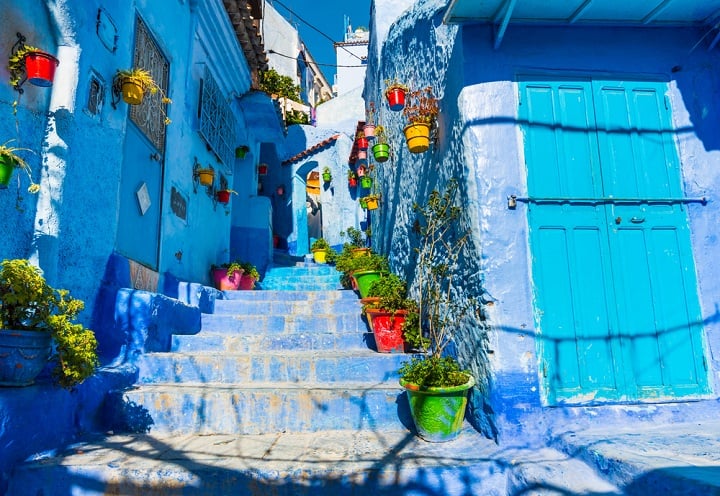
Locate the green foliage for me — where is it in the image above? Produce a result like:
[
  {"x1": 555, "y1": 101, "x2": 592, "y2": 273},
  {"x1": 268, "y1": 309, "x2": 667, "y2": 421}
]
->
[
  {"x1": 334, "y1": 250, "x2": 388, "y2": 289},
  {"x1": 115, "y1": 68, "x2": 172, "y2": 125},
  {"x1": 240, "y1": 262, "x2": 260, "y2": 280},
  {"x1": 311, "y1": 238, "x2": 330, "y2": 251},
  {"x1": 0, "y1": 139, "x2": 39, "y2": 193},
  {"x1": 367, "y1": 273, "x2": 409, "y2": 313},
  {"x1": 259, "y1": 68, "x2": 302, "y2": 101},
  {"x1": 400, "y1": 179, "x2": 476, "y2": 386},
  {"x1": 211, "y1": 261, "x2": 243, "y2": 277},
  {"x1": 286, "y1": 110, "x2": 309, "y2": 125},
  {"x1": 341, "y1": 227, "x2": 365, "y2": 248},
  {"x1": 0, "y1": 259, "x2": 98, "y2": 388},
  {"x1": 398, "y1": 356, "x2": 470, "y2": 388}
]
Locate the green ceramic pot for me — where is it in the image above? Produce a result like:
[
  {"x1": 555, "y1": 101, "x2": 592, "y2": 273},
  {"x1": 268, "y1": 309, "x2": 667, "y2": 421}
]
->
[
  {"x1": 0, "y1": 155, "x2": 16, "y2": 188},
  {"x1": 372, "y1": 143, "x2": 390, "y2": 163},
  {"x1": 351, "y1": 269, "x2": 384, "y2": 299},
  {"x1": 400, "y1": 374, "x2": 475, "y2": 442}
]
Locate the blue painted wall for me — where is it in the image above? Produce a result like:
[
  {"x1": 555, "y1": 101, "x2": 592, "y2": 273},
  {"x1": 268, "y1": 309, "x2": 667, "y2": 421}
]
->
[{"x1": 367, "y1": 0, "x2": 720, "y2": 444}]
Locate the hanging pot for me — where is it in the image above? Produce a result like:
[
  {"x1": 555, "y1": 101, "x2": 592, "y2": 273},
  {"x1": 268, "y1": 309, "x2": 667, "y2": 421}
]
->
[
  {"x1": 372, "y1": 143, "x2": 390, "y2": 163},
  {"x1": 356, "y1": 137, "x2": 369, "y2": 151},
  {"x1": 363, "y1": 124, "x2": 376, "y2": 140},
  {"x1": 322, "y1": 172, "x2": 332, "y2": 182},
  {"x1": 0, "y1": 155, "x2": 16, "y2": 189},
  {"x1": 403, "y1": 122, "x2": 431, "y2": 153},
  {"x1": 348, "y1": 177, "x2": 358, "y2": 188},
  {"x1": 24, "y1": 51, "x2": 59, "y2": 87},
  {"x1": 235, "y1": 146, "x2": 249, "y2": 159},
  {"x1": 216, "y1": 190, "x2": 231, "y2": 204},
  {"x1": 357, "y1": 150, "x2": 367, "y2": 160},
  {"x1": 359, "y1": 197, "x2": 368, "y2": 209},
  {"x1": 385, "y1": 87, "x2": 406, "y2": 111},
  {"x1": 401, "y1": 375, "x2": 475, "y2": 442},
  {"x1": 365, "y1": 196, "x2": 379, "y2": 211},
  {"x1": 121, "y1": 77, "x2": 145, "y2": 105},
  {"x1": 361, "y1": 176, "x2": 373, "y2": 189},
  {"x1": 197, "y1": 168, "x2": 214, "y2": 186}
]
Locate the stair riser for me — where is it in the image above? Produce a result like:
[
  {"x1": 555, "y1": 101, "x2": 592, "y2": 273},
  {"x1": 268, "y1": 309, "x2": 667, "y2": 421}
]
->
[
  {"x1": 264, "y1": 266, "x2": 340, "y2": 277},
  {"x1": 260, "y1": 283, "x2": 343, "y2": 292},
  {"x1": 111, "y1": 389, "x2": 408, "y2": 434},
  {"x1": 137, "y1": 354, "x2": 405, "y2": 384},
  {"x1": 213, "y1": 299, "x2": 362, "y2": 316},
  {"x1": 221, "y1": 290, "x2": 356, "y2": 301},
  {"x1": 171, "y1": 332, "x2": 376, "y2": 352},
  {"x1": 200, "y1": 314, "x2": 368, "y2": 334}
]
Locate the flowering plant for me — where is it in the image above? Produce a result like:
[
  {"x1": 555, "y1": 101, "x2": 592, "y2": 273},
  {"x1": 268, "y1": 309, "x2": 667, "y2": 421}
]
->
[
  {"x1": 384, "y1": 79, "x2": 409, "y2": 95},
  {"x1": 365, "y1": 101, "x2": 376, "y2": 124},
  {"x1": 375, "y1": 125, "x2": 387, "y2": 144},
  {"x1": 115, "y1": 68, "x2": 173, "y2": 125},
  {"x1": 403, "y1": 86, "x2": 439, "y2": 125},
  {"x1": 0, "y1": 140, "x2": 39, "y2": 193}
]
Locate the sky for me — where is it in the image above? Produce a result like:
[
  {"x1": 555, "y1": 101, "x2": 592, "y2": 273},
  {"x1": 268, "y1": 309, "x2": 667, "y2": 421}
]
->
[{"x1": 267, "y1": 0, "x2": 372, "y2": 84}]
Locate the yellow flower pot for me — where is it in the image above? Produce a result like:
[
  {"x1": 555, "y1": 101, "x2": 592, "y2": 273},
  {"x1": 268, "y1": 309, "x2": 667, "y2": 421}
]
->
[
  {"x1": 198, "y1": 169, "x2": 214, "y2": 186},
  {"x1": 365, "y1": 196, "x2": 380, "y2": 211},
  {"x1": 403, "y1": 122, "x2": 431, "y2": 153},
  {"x1": 312, "y1": 249, "x2": 328, "y2": 264},
  {"x1": 121, "y1": 78, "x2": 145, "y2": 105}
]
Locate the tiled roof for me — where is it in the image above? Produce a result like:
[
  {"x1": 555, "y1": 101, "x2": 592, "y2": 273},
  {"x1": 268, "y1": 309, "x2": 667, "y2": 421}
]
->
[{"x1": 282, "y1": 134, "x2": 341, "y2": 166}]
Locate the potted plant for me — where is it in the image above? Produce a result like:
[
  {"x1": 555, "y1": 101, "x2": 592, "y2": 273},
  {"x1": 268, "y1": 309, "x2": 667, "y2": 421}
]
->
[
  {"x1": 216, "y1": 188, "x2": 237, "y2": 204},
  {"x1": 322, "y1": 167, "x2": 332, "y2": 183},
  {"x1": 235, "y1": 145, "x2": 250, "y2": 159},
  {"x1": 340, "y1": 227, "x2": 369, "y2": 257},
  {"x1": 0, "y1": 259, "x2": 98, "y2": 388},
  {"x1": 114, "y1": 68, "x2": 172, "y2": 125},
  {"x1": 8, "y1": 44, "x2": 59, "y2": 89},
  {"x1": 347, "y1": 253, "x2": 390, "y2": 299},
  {"x1": 310, "y1": 238, "x2": 335, "y2": 264},
  {"x1": 363, "y1": 194, "x2": 381, "y2": 211},
  {"x1": 359, "y1": 197, "x2": 369, "y2": 210},
  {"x1": 399, "y1": 180, "x2": 476, "y2": 442},
  {"x1": 355, "y1": 131, "x2": 369, "y2": 151},
  {"x1": 385, "y1": 79, "x2": 410, "y2": 111},
  {"x1": 210, "y1": 261, "x2": 244, "y2": 290},
  {"x1": 239, "y1": 261, "x2": 260, "y2": 290},
  {"x1": 363, "y1": 102, "x2": 376, "y2": 139},
  {"x1": 372, "y1": 126, "x2": 390, "y2": 163},
  {"x1": 360, "y1": 175, "x2": 373, "y2": 190},
  {"x1": 196, "y1": 167, "x2": 215, "y2": 187},
  {"x1": 403, "y1": 86, "x2": 439, "y2": 153},
  {"x1": 362, "y1": 273, "x2": 418, "y2": 353},
  {"x1": 348, "y1": 170, "x2": 358, "y2": 188},
  {"x1": 0, "y1": 140, "x2": 39, "y2": 193}
]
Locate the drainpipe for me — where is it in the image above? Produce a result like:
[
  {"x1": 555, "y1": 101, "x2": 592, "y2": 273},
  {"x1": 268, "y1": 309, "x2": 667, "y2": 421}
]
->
[{"x1": 29, "y1": 0, "x2": 79, "y2": 285}]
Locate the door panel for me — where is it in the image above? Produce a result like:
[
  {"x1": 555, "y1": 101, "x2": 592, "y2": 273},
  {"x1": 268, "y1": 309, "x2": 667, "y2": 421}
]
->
[{"x1": 521, "y1": 77, "x2": 710, "y2": 404}]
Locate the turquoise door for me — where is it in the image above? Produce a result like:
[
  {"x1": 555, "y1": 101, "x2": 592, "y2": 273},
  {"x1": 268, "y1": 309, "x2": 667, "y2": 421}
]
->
[{"x1": 520, "y1": 77, "x2": 710, "y2": 405}]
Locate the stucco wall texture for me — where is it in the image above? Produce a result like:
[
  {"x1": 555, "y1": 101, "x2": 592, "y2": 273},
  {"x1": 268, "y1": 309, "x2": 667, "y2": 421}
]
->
[{"x1": 368, "y1": 0, "x2": 720, "y2": 443}]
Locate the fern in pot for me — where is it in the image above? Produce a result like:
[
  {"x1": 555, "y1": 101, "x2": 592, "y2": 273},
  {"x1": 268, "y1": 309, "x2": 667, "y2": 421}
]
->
[{"x1": 399, "y1": 179, "x2": 476, "y2": 442}]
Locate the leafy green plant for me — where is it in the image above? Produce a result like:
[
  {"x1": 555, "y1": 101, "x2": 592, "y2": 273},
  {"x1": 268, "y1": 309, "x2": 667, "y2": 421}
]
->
[
  {"x1": 400, "y1": 179, "x2": 474, "y2": 388},
  {"x1": 334, "y1": 251, "x2": 388, "y2": 289},
  {"x1": 115, "y1": 68, "x2": 172, "y2": 125},
  {"x1": 211, "y1": 261, "x2": 243, "y2": 277},
  {"x1": 259, "y1": 68, "x2": 302, "y2": 101},
  {"x1": 240, "y1": 262, "x2": 260, "y2": 280},
  {"x1": 340, "y1": 227, "x2": 365, "y2": 248},
  {"x1": 311, "y1": 238, "x2": 331, "y2": 251},
  {"x1": 0, "y1": 259, "x2": 98, "y2": 388},
  {"x1": 0, "y1": 139, "x2": 39, "y2": 193},
  {"x1": 375, "y1": 125, "x2": 388, "y2": 144}
]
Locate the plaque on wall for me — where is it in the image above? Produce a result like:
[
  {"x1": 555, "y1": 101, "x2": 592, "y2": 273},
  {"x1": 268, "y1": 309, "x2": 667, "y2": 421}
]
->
[
  {"x1": 136, "y1": 183, "x2": 151, "y2": 215},
  {"x1": 170, "y1": 186, "x2": 187, "y2": 221}
]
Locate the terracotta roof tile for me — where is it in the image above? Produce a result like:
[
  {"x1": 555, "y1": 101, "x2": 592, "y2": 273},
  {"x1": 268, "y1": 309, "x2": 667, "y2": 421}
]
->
[{"x1": 282, "y1": 134, "x2": 341, "y2": 165}]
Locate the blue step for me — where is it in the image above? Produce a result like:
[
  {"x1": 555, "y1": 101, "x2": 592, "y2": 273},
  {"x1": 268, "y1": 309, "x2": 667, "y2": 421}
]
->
[
  {"x1": 137, "y1": 350, "x2": 406, "y2": 384},
  {"x1": 171, "y1": 330, "x2": 375, "y2": 352},
  {"x1": 199, "y1": 313, "x2": 367, "y2": 334},
  {"x1": 107, "y1": 381, "x2": 407, "y2": 434}
]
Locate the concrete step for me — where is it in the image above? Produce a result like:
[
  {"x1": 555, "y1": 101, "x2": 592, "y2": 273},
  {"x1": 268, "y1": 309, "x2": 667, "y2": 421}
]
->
[
  {"x1": 7, "y1": 430, "x2": 622, "y2": 496},
  {"x1": 213, "y1": 296, "x2": 362, "y2": 316},
  {"x1": 107, "y1": 381, "x2": 408, "y2": 435},
  {"x1": 171, "y1": 329, "x2": 375, "y2": 352},
  {"x1": 199, "y1": 312, "x2": 368, "y2": 334},
  {"x1": 220, "y1": 289, "x2": 354, "y2": 301},
  {"x1": 137, "y1": 350, "x2": 407, "y2": 384},
  {"x1": 263, "y1": 264, "x2": 339, "y2": 277},
  {"x1": 260, "y1": 280, "x2": 343, "y2": 291}
]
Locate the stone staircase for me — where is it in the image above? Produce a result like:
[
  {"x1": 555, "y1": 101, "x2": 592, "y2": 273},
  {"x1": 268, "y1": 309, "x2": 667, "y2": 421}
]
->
[{"x1": 5, "y1": 261, "x2": 623, "y2": 495}]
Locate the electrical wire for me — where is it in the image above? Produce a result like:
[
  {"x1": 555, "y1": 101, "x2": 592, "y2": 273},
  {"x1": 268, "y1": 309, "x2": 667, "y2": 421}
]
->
[
  {"x1": 269, "y1": 0, "x2": 366, "y2": 62},
  {"x1": 268, "y1": 49, "x2": 366, "y2": 68}
]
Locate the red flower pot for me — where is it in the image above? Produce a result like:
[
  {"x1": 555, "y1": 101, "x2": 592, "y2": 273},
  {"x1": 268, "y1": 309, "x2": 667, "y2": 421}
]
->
[
  {"x1": 349, "y1": 177, "x2": 358, "y2": 188},
  {"x1": 211, "y1": 268, "x2": 242, "y2": 290},
  {"x1": 366, "y1": 309, "x2": 408, "y2": 353},
  {"x1": 25, "y1": 51, "x2": 59, "y2": 87},
  {"x1": 385, "y1": 87, "x2": 406, "y2": 111},
  {"x1": 239, "y1": 273, "x2": 256, "y2": 290},
  {"x1": 217, "y1": 190, "x2": 231, "y2": 204},
  {"x1": 356, "y1": 137, "x2": 369, "y2": 150}
]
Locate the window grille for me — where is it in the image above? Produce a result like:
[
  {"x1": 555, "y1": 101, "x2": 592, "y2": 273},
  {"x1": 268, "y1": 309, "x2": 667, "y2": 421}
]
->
[
  {"x1": 130, "y1": 17, "x2": 169, "y2": 152},
  {"x1": 86, "y1": 74, "x2": 104, "y2": 116},
  {"x1": 198, "y1": 66, "x2": 237, "y2": 173}
]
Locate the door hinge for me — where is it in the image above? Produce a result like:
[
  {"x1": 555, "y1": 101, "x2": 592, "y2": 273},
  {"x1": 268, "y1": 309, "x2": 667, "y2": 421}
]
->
[
  {"x1": 542, "y1": 360, "x2": 548, "y2": 378},
  {"x1": 664, "y1": 95, "x2": 670, "y2": 110}
]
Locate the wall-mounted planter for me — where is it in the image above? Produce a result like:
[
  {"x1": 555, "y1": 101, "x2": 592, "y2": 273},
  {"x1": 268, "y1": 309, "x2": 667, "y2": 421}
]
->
[
  {"x1": 216, "y1": 189, "x2": 233, "y2": 204},
  {"x1": 359, "y1": 197, "x2": 368, "y2": 209},
  {"x1": 257, "y1": 163, "x2": 268, "y2": 175},
  {"x1": 0, "y1": 155, "x2": 15, "y2": 188},
  {"x1": 120, "y1": 77, "x2": 145, "y2": 105},
  {"x1": 360, "y1": 176, "x2": 373, "y2": 189},
  {"x1": 322, "y1": 171, "x2": 332, "y2": 182},
  {"x1": 236, "y1": 146, "x2": 249, "y2": 159},
  {"x1": 404, "y1": 122, "x2": 431, "y2": 154},
  {"x1": 197, "y1": 168, "x2": 214, "y2": 186},
  {"x1": 357, "y1": 150, "x2": 367, "y2": 160},
  {"x1": 365, "y1": 195, "x2": 380, "y2": 211},
  {"x1": 385, "y1": 86, "x2": 407, "y2": 111},
  {"x1": 24, "y1": 51, "x2": 59, "y2": 87},
  {"x1": 356, "y1": 137, "x2": 369, "y2": 151},
  {"x1": 372, "y1": 143, "x2": 390, "y2": 163},
  {"x1": 363, "y1": 124, "x2": 376, "y2": 140},
  {"x1": 349, "y1": 177, "x2": 358, "y2": 188}
]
